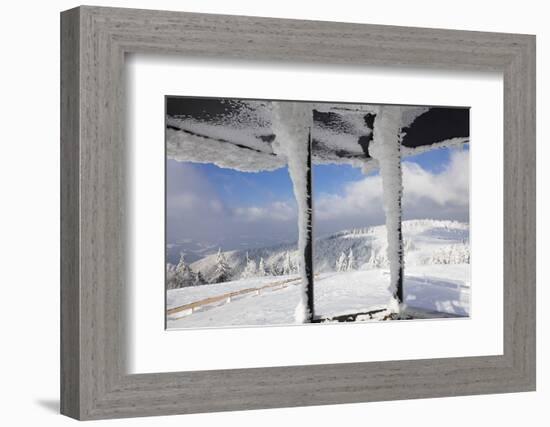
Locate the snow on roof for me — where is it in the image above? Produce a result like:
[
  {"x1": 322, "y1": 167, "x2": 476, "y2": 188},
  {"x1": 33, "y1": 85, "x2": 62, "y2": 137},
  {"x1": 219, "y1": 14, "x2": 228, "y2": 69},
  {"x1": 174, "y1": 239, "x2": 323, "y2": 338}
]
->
[{"x1": 166, "y1": 98, "x2": 469, "y2": 172}]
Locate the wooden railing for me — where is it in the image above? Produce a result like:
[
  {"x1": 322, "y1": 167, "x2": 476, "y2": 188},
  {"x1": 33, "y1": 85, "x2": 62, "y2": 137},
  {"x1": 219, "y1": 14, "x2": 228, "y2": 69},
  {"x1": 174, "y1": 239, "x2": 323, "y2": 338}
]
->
[{"x1": 166, "y1": 276, "x2": 302, "y2": 318}]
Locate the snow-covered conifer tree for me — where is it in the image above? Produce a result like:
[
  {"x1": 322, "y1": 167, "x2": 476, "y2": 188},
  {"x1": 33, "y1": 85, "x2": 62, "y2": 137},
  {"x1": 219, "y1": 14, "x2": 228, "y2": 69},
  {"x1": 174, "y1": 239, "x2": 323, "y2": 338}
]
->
[
  {"x1": 428, "y1": 243, "x2": 470, "y2": 265},
  {"x1": 336, "y1": 251, "x2": 347, "y2": 272},
  {"x1": 241, "y1": 252, "x2": 257, "y2": 279},
  {"x1": 346, "y1": 248, "x2": 355, "y2": 271},
  {"x1": 269, "y1": 263, "x2": 280, "y2": 277},
  {"x1": 175, "y1": 253, "x2": 188, "y2": 273},
  {"x1": 283, "y1": 251, "x2": 292, "y2": 275},
  {"x1": 212, "y1": 248, "x2": 231, "y2": 283},
  {"x1": 194, "y1": 271, "x2": 206, "y2": 286},
  {"x1": 174, "y1": 253, "x2": 195, "y2": 288},
  {"x1": 292, "y1": 257, "x2": 300, "y2": 274},
  {"x1": 166, "y1": 263, "x2": 178, "y2": 290},
  {"x1": 257, "y1": 257, "x2": 267, "y2": 277}
]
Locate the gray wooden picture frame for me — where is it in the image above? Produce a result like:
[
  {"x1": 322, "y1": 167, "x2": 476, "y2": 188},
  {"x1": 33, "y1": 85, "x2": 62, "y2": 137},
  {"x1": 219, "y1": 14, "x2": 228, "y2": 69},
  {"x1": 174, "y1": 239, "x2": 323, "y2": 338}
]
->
[{"x1": 60, "y1": 5, "x2": 536, "y2": 421}]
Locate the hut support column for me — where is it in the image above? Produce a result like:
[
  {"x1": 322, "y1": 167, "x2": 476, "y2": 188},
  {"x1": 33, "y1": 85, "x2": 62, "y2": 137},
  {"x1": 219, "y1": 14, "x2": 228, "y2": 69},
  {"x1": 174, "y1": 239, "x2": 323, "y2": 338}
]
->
[
  {"x1": 304, "y1": 129, "x2": 314, "y2": 320},
  {"x1": 369, "y1": 106, "x2": 404, "y2": 311},
  {"x1": 271, "y1": 102, "x2": 314, "y2": 322}
]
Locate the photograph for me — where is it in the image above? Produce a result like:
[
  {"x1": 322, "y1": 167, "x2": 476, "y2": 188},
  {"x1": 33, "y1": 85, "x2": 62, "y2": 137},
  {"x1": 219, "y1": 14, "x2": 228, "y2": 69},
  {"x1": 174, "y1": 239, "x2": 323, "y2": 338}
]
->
[{"x1": 165, "y1": 97, "x2": 470, "y2": 329}]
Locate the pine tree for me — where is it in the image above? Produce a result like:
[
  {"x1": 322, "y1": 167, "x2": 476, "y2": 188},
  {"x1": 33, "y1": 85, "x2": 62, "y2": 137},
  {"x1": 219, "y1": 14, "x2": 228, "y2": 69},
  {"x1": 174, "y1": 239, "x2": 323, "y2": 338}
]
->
[
  {"x1": 292, "y1": 257, "x2": 300, "y2": 274},
  {"x1": 241, "y1": 252, "x2": 257, "y2": 279},
  {"x1": 336, "y1": 251, "x2": 347, "y2": 272},
  {"x1": 212, "y1": 248, "x2": 231, "y2": 283},
  {"x1": 194, "y1": 271, "x2": 206, "y2": 286},
  {"x1": 166, "y1": 263, "x2": 178, "y2": 289},
  {"x1": 346, "y1": 248, "x2": 355, "y2": 271},
  {"x1": 283, "y1": 251, "x2": 292, "y2": 275},
  {"x1": 269, "y1": 263, "x2": 280, "y2": 277},
  {"x1": 257, "y1": 257, "x2": 267, "y2": 277},
  {"x1": 173, "y1": 253, "x2": 196, "y2": 288},
  {"x1": 368, "y1": 251, "x2": 378, "y2": 269}
]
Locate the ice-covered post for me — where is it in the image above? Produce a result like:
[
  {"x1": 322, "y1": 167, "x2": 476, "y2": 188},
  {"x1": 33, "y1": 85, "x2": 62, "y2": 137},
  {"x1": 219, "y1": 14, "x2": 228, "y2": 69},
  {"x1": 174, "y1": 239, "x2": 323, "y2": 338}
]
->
[
  {"x1": 271, "y1": 102, "x2": 314, "y2": 323},
  {"x1": 369, "y1": 106, "x2": 404, "y2": 312},
  {"x1": 304, "y1": 129, "x2": 314, "y2": 318}
]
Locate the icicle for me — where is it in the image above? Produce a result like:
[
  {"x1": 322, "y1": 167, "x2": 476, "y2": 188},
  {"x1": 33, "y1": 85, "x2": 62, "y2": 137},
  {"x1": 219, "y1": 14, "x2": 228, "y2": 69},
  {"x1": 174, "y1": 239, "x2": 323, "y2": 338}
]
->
[
  {"x1": 368, "y1": 106, "x2": 404, "y2": 313},
  {"x1": 271, "y1": 102, "x2": 313, "y2": 323}
]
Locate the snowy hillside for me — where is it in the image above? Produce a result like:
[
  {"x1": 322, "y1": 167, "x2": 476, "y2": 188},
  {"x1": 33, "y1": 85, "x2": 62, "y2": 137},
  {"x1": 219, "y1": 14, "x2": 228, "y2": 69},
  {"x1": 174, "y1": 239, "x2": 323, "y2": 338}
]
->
[
  {"x1": 166, "y1": 239, "x2": 217, "y2": 265},
  {"x1": 185, "y1": 219, "x2": 469, "y2": 284},
  {"x1": 166, "y1": 219, "x2": 470, "y2": 328}
]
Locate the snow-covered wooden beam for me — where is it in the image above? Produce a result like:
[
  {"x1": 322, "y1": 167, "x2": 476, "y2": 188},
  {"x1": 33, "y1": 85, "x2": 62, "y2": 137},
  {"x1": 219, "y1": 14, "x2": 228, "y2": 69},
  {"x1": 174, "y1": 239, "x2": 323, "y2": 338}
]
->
[
  {"x1": 305, "y1": 129, "x2": 314, "y2": 319},
  {"x1": 166, "y1": 98, "x2": 469, "y2": 172},
  {"x1": 369, "y1": 106, "x2": 404, "y2": 311},
  {"x1": 271, "y1": 101, "x2": 314, "y2": 323}
]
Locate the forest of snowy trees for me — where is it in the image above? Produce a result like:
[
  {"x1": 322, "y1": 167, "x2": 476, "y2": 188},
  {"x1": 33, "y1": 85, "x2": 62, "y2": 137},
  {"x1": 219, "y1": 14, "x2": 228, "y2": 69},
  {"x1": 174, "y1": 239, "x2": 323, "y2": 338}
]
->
[
  {"x1": 335, "y1": 249, "x2": 355, "y2": 272},
  {"x1": 166, "y1": 221, "x2": 471, "y2": 290},
  {"x1": 166, "y1": 246, "x2": 304, "y2": 289},
  {"x1": 167, "y1": 249, "x2": 285, "y2": 289},
  {"x1": 166, "y1": 247, "x2": 359, "y2": 289},
  {"x1": 166, "y1": 253, "x2": 206, "y2": 290}
]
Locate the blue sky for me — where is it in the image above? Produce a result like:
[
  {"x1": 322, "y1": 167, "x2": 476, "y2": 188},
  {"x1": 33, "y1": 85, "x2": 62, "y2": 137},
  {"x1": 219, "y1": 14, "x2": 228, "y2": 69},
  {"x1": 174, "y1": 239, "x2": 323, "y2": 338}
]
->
[
  {"x1": 174, "y1": 146, "x2": 464, "y2": 208},
  {"x1": 167, "y1": 144, "x2": 469, "y2": 249},
  {"x1": 188, "y1": 163, "x2": 295, "y2": 208}
]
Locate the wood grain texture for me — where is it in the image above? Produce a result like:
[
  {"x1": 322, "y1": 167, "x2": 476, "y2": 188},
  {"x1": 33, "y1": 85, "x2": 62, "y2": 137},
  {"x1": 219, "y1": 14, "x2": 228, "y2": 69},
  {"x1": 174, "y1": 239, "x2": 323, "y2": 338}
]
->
[
  {"x1": 60, "y1": 7, "x2": 80, "y2": 419},
  {"x1": 60, "y1": 6, "x2": 536, "y2": 420}
]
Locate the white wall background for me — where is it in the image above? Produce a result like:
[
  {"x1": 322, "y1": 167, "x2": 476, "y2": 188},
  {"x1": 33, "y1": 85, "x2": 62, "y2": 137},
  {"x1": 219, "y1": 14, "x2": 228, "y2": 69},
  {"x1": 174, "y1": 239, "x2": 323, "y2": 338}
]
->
[{"x1": 0, "y1": 0, "x2": 546, "y2": 425}]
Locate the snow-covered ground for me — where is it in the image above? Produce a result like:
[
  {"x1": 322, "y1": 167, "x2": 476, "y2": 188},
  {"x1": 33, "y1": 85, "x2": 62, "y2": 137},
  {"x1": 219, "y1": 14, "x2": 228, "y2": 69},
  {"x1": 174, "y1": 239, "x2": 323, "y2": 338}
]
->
[
  {"x1": 166, "y1": 274, "x2": 299, "y2": 311},
  {"x1": 166, "y1": 219, "x2": 470, "y2": 329},
  {"x1": 167, "y1": 264, "x2": 470, "y2": 329}
]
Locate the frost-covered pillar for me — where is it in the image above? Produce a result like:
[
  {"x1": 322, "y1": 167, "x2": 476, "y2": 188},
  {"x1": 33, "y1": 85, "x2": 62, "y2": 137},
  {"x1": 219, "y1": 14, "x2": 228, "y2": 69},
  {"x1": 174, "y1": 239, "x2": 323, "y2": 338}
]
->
[
  {"x1": 271, "y1": 102, "x2": 314, "y2": 323},
  {"x1": 304, "y1": 130, "x2": 314, "y2": 318},
  {"x1": 369, "y1": 106, "x2": 404, "y2": 312}
]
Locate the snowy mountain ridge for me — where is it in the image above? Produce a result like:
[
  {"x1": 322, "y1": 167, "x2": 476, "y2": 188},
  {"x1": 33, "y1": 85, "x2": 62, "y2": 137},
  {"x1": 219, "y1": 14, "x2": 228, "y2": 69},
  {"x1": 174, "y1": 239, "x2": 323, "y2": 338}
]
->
[
  {"x1": 319, "y1": 219, "x2": 468, "y2": 240},
  {"x1": 177, "y1": 219, "x2": 469, "y2": 285}
]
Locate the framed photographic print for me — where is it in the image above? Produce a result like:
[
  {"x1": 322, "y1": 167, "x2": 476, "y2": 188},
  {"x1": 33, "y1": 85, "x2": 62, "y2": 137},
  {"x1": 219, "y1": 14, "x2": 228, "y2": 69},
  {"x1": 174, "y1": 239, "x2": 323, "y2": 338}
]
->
[
  {"x1": 61, "y1": 6, "x2": 536, "y2": 420},
  {"x1": 164, "y1": 96, "x2": 471, "y2": 328}
]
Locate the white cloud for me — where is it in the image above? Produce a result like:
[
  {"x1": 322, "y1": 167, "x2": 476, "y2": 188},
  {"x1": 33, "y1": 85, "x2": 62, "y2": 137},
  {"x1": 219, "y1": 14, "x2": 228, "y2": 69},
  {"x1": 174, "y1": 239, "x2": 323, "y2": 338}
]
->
[
  {"x1": 402, "y1": 150, "x2": 469, "y2": 208},
  {"x1": 209, "y1": 199, "x2": 224, "y2": 213},
  {"x1": 315, "y1": 149, "x2": 469, "y2": 227},
  {"x1": 167, "y1": 192, "x2": 201, "y2": 212},
  {"x1": 234, "y1": 201, "x2": 296, "y2": 222},
  {"x1": 315, "y1": 175, "x2": 384, "y2": 221}
]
